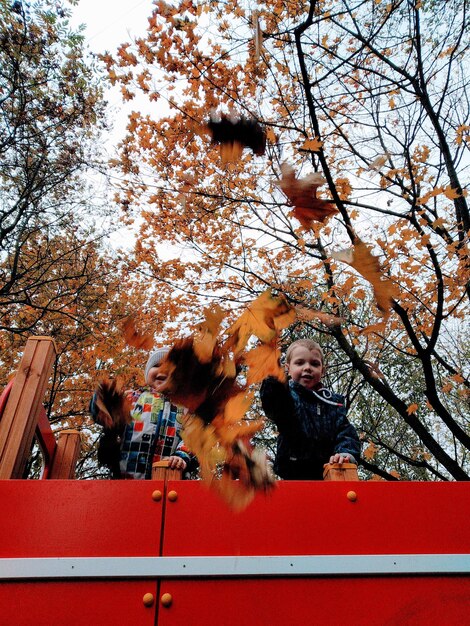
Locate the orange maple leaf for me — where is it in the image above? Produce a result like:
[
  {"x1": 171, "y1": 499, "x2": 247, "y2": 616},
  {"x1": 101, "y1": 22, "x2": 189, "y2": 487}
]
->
[
  {"x1": 358, "y1": 321, "x2": 387, "y2": 336},
  {"x1": 122, "y1": 316, "x2": 154, "y2": 350},
  {"x1": 225, "y1": 290, "x2": 295, "y2": 355},
  {"x1": 252, "y1": 10, "x2": 263, "y2": 61},
  {"x1": 192, "y1": 304, "x2": 224, "y2": 363},
  {"x1": 295, "y1": 305, "x2": 343, "y2": 327},
  {"x1": 277, "y1": 163, "x2": 338, "y2": 229},
  {"x1": 221, "y1": 391, "x2": 255, "y2": 425},
  {"x1": 363, "y1": 359, "x2": 385, "y2": 380},
  {"x1": 244, "y1": 342, "x2": 285, "y2": 385},
  {"x1": 154, "y1": 292, "x2": 290, "y2": 509},
  {"x1": 443, "y1": 185, "x2": 462, "y2": 200},
  {"x1": 332, "y1": 239, "x2": 398, "y2": 315},
  {"x1": 368, "y1": 154, "x2": 389, "y2": 170},
  {"x1": 300, "y1": 137, "x2": 324, "y2": 152}
]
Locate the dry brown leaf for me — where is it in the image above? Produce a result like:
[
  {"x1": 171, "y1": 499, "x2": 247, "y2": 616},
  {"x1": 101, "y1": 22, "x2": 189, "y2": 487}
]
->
[
  {"x1": 222, "y1": 391, "x2": 255, "y2": 425},
  {"x1": 277, "y1": 163, "x2": 338, "y2": 229},
  {"x1": 156, "y1": 336, "x2": 241, "y2": 421},
  {"x1": 363, "y1": 359, "x2": 386, "y2": 380},
  {"x1": 207, "y1": 114, "x2": 266, "y2": 163},
  {"x1": 332, "y1": 239, "x2": 398, "y2": 315},
  {"x1": 295, "y1": 305, "x2": 344, "y2": 327},
  {"x1": 122, "y1": 316, "x2": 154, "y2": 350},
  {"x1": 93, "y1": 377, "x2": 133, "y2": 430},
  {"x1": 192, "y1": 304, "x2": 224, "y2": 363},
  {"x1": 252, "y1": 10, "x2": 262, "y2": 61},
  {"x1": 368, "y1": 154, "x2": 389, "y2": 171},
  {"x1": 363, "y1": 441, "x2": 378, "y2": 460}
]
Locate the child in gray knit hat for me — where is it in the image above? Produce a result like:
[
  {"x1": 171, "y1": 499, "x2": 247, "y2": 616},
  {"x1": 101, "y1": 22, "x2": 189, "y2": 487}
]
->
[
  {"x1": 91, "y1": 347, "x2": 197, "y2": 480},
  {"x1": 144, "y1": 347, "x2": 170, "y2": 388}
]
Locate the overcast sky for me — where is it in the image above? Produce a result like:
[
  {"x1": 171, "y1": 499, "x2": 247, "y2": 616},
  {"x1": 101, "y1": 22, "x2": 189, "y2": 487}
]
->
[
  {"x1": 69, "y1": 0, "x2": 155, "y2": 142},
  {"x1": 66, "y1": 1, "x2": 157, "y2": 245},
  {"x1": 69, "y1": 0, "x2": 151, "y2": 55}
]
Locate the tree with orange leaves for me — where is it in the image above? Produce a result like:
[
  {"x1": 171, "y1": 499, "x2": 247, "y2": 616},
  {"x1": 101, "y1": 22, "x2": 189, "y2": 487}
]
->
[
  {"x1": 0, "y1": 1, "x2": 155, "y2": 478},
  {"x1": 102, "y1": 0, "x2": 469, "y2": 481}
]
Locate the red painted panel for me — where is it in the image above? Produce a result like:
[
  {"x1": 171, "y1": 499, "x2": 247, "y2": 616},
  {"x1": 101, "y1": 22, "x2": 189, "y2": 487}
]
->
[
  {"x1": 0, "y1": 480, "x2": 164, "y2": 557},
  {"x1": 162, "y1": 481, "x2": 470, "y2": 556},
  {"x1": 158, "y1": 578, "x2": 470, "y2": 626},
  {"x1": 0, "y1": 581, "x2": 158, "y2": 626}
]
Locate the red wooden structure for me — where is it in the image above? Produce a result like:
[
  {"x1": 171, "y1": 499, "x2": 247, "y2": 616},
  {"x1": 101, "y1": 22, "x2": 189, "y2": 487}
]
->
[
  {"x1": 0, "y1": 337, "x2": 80, "y2": 480},
  {"x1": 0, "y1": 337, "x2": 469, "y2": 626}
]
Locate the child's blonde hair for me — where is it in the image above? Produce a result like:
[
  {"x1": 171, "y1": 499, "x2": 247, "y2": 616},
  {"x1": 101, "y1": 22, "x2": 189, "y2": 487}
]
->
[{"x1": 285, "y1": 339, "x2": 324, "y2": 364}]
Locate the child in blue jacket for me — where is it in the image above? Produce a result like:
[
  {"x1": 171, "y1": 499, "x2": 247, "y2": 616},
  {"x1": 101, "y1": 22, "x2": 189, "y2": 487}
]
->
[
  {"x1": 91, "y1": 347, "x2": 197, "y2": 479},
  {"x1": 260, "y1": 339, "x2": 360, "y2": 480}
]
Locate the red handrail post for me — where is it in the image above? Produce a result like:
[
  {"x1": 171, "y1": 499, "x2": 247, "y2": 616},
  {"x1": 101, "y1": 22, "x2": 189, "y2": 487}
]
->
[
  {"x1": 49, "y1": 430, "x2": 82, "y2": 479},
  {"x1": 323, "y1": 462, "x2": 360, "y2": 481}
]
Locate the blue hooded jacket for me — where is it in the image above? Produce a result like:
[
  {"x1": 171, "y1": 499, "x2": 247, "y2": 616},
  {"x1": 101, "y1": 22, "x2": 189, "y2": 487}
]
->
[{"x1": 260, "y1": 377, "x2": 361, "y2": 480}]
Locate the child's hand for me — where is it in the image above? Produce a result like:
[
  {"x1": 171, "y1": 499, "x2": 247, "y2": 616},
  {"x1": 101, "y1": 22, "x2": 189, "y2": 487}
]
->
[
  {"x1": 329, "y1": 453, "x2": 350, "y2": 465},
  {"x1": 166, "y1": 455, "x2": 187, "y2": 471}
]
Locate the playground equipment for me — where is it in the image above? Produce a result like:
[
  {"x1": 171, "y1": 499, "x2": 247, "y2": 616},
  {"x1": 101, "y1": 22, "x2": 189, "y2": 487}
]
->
[{"x1": 0, "y1": 337, "x2": 469, "y2": 626}]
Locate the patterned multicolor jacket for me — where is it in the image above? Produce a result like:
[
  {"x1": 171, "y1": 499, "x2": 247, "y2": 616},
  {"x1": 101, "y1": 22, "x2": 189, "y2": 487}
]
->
[
  {"x1": 91, "y1": 388, "x2": 196, "y2": 480},
  {"x1": 260, "y1": 377, "x2": 361, "y2": 480}
]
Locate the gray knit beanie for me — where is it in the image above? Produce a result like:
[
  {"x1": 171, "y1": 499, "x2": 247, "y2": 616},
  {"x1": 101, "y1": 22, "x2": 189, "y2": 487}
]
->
[{"x1": 144, "y1": 347, "x2": 170, "y2": 383}]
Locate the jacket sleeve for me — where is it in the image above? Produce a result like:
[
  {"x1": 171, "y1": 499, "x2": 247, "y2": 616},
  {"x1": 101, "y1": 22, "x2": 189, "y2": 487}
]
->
[
  {"x1": 172, "y1": 409, "x2": 199, "y2": 472},
  {"x1": 260, "y1": 376, "x2": 297, "y2": 433},
  {"x1": 89, "y1": 392, "x2": 98, "y2": 420},
  {"x1": 174, "y1": 439, "x2": 199, "y2": 472},
  {"x1": 333, "y1": 403, "x2": 361, "y2": 462}
]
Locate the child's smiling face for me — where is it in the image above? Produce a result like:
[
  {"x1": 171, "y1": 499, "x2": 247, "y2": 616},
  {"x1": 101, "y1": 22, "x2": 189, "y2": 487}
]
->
[
  {"x1": 146, "y1": 364, "x2": 168, "y2": 391},
  {"x1": 286, "y1": 346, "x2": 325, "y2": 390}
]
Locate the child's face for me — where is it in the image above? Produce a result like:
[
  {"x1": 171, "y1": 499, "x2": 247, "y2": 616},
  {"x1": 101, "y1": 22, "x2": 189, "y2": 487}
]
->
[
  {"x1": 146, "y1": 364, "x2": 168, "y2": 391},
  {"x1": 286, "y1": 346, "x2": 325, "y2": 390}
]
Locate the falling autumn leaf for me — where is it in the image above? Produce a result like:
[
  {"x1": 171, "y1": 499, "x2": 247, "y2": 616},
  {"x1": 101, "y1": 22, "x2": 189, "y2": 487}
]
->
[
  {"x1": 156, "y1": 335, "x2": 241, "y2": 421},
  {"x1": 244, "y1": 342, "x2": 285, "y2": 384},
  {"x1": 192, "y1": 304, "x2": 224, "y2": 363},
  {"x1": 359, "y1": 321, "x2": 387, "y2": 336},
  {"x1": 207, "y1": 113, "x2": 266, "y2": 163},
  {"x1": 225, "y1": 290, "x2": 295, "y2": 355},
  {"x1": 295, "y1": 305, "x2": 344, "y2": 327},
  {"x1": 215, "y1": 442, "x2": 275, "y2": 511},
  {"x1": 443, "y1": 185, "x2": 462, "y2": 200},
  {"x1": 93, "y1": 377, "x2": 133, "y2": 430},
  {"x1": 222, "y1": 391, "x2": 255, "y2": 425},
  {"x1": 277, "y1": 163, "x2": 338, "y2": 229},
  {"x1": 154, "y1": 294, "x2": 289, "y2": 509},
  {"x1": 252, "y1": 10, "x2": 263, "y2": 61},
  {"x1": 368, "y1": 154, "x2": 389, "y2": 171},
  {"x1": 122, "y1": 316, "x2": 154, "y2": 350},
  {"x1": 332, "y1": 239, "x2": 398, "y2": 315},
  {"x1": 265, "y1": 127, "x2": 277, "y2": 144}
]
